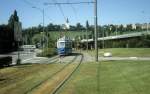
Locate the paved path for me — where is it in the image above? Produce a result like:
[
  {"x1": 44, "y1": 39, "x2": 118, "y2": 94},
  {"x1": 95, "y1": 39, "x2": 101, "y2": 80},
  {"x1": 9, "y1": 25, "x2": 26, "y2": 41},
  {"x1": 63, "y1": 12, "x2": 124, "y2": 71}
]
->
[
  {"x1": 1, "y1": 51, "x2": 150, "y2": 65},
  {"x1": 82, "y1": 52, "x2": 150, "y2": 62},
  {"x1": 82, "y1": 51, "x2": 94, "y2": 62},
  {"x1": 99, "y1": 57, "x2": 150, "y2": 61},
  {"x1": 0, "y1": 51, "x2": 36, "y2": 64}
]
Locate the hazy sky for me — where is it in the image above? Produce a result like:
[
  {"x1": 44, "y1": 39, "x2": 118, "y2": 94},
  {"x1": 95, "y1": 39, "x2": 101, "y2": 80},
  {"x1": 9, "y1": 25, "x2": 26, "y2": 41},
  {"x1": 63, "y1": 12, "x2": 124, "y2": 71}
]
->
[{"x1": 0, "y1": 0, "x2": 150, "y2": 28}]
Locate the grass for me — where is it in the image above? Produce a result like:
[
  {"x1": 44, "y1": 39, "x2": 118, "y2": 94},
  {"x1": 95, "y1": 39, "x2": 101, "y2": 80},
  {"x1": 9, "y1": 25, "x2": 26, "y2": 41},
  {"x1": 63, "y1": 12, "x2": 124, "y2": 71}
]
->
[
  {"x1": 1, "y1": 59, "x2": 150, "y2": 94},
  {"x1": 49, "y1": 31, "x2": 91, "y2": 40},
  {"x1": 0, "y1": 63, "x2": 66, "y2": 94},
  {"x1": 88, "y1": 48, "x2": 150, "y2": 57},
  {"x1": 36, "y1": 48, "x2": 57, "y2": 57},
  {"x1": 28, "y1": 63, "x2": 78, "y2": 94},
  {"x1": 58, "y1": 61, "x2": 150, "y2": 94}
]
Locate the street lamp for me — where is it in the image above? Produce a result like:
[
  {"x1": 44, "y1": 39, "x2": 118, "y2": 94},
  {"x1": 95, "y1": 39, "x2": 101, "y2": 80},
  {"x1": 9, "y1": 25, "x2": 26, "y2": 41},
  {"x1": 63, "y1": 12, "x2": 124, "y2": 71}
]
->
[{"x1": 32, "y1": 6, "x2": 45, "y2": 49}]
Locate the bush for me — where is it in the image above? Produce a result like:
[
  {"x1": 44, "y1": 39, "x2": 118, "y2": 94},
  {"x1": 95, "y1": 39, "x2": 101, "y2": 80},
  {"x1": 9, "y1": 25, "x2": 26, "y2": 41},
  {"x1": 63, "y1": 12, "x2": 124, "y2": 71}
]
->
[
  {"x1": 0, "y1": 56, "x2": 12, "y2": 67},
  {"x1": 36, "y1": 48, "x2": 57, "y2": 57},
  {"x1": 16, "y1": 58, "x2": 21, "y2": 65}
]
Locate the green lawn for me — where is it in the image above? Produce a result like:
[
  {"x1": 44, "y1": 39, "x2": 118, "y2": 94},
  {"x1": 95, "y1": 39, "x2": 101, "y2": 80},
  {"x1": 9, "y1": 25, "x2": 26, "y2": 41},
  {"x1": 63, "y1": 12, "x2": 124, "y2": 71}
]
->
[
  {"x1": 58, "y1": 61, "x2": 150, "y2": 94},
  {"x1": 0, "y1": 63, "x2": 66, "y2": 94},
  {"x1": 88, "y1": 48, "x2": 150, "y2": 57},
  {"x1": 49, "y1": 31, "x2": 91, "y2": 40}
]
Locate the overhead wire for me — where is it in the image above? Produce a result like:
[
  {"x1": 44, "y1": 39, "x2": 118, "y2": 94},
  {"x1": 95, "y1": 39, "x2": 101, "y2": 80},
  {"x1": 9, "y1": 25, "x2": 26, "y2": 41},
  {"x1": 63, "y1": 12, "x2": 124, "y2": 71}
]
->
[
  {"x1": 44, "y1": 0, "x2": 94, "y2": 23},
  {"x1": 23, "y1": 0, "x2": 94, "y2": 29},
  {"x1": 22, "y1": 0, "x2": 36, "y2": 7},
  {"x1": 51, "y1": 0, "x2": 71, "y2": 38},
  {"x1": 51, "y1": 0, "x2": 67, "y2": 23},
  {"x1": 22, "y1": 0, "x2": 54, "y2": 24},
  {"x1": 67, "y1": 0, "x2": 78, "y2": 22},
  {"x1": 44, "y1": 1, "x2": 94, "y2": 5}
]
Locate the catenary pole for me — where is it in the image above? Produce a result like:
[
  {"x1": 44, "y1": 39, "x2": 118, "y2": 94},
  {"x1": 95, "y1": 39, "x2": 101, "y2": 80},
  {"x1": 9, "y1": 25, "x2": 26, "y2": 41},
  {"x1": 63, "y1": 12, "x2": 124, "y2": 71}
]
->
[
  {"x1": 42, "y1": 9, "x2": 45, "y2": 49},
  {"x1": 94, "y1": 0, "x2": 98, "y2": 62}
]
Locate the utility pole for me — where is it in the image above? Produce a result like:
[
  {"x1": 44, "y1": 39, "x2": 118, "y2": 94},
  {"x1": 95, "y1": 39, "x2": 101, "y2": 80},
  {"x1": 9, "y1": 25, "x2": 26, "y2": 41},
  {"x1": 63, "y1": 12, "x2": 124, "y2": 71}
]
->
[
  {"x1": 43, "y1": 9, "x2": 44, "y2": 46},
  {"x1": 94, "y1": 0, "x2": 98, "y2": 62},
  {"x1": 86, "y1": 20, "x2": 89, "y2": 51},
  {"x1": 103, "y1": 27, "x2": 105, "y2": 49},
  {"x1": 32, "y1": 7, "x2": 45, "y2": 49},
  {"x1": 147, "y1": 22, "x2": 148, "y2": 32},
  {"x1": 86, "y1": 28, "x2": 88, "y2": 51},
  {"x1": 42, "y1": 9, "x2": 46, "y2": 49}
]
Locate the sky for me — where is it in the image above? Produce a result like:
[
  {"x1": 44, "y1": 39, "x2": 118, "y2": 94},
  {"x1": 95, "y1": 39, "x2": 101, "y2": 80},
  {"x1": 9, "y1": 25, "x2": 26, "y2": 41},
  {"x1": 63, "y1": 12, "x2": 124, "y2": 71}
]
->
[{"x1": 0, "y1": 0, "x2": 150, "y2": 28}]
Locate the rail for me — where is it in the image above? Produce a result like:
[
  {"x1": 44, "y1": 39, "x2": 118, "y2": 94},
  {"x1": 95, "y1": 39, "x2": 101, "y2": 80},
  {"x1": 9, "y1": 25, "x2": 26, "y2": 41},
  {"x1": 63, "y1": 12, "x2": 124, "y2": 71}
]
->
[
  {"x1": 52, "y1": 53, "x2": 83, "y2": 94},
  {"x1": 24, "y1": 53, "x2": 80, "y2": 94}
]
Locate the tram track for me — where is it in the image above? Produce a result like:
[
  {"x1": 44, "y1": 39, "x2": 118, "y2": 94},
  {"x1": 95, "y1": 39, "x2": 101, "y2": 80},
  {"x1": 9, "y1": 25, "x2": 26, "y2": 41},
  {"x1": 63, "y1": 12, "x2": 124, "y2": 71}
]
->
[
  {"x1": 24, "y1": 53, "x2": 80, "y2": 94},
  {"x1": 0, "y1": 55, "x2": 63, "y2": 91},
  {"x1": 0, "y1": 55, "x2": 60, "y2": 81},
  {"x1": 52, "y1": 53, "x2": 84, "y2": 94},
  {"x1": 44, "y1": 55, "x2": 60, "y2": 64}
]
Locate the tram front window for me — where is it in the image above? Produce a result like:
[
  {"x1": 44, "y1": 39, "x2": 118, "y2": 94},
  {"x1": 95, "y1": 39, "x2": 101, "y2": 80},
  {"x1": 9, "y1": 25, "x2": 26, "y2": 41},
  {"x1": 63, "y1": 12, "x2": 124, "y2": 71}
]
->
[{"x1": 60, "y1": 42, "x2": 65, "y2": 48}]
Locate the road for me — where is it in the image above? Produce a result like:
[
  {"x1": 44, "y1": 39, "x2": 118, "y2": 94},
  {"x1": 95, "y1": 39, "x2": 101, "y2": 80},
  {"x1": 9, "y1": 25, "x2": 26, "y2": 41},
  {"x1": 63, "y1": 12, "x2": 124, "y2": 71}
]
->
[
  {"x1": 1, "y1": 50, "x2": 150, "y2": 65},
  {"x1": 99, "y1": 57, "x2": 150, "y2": 61},
  {"x1": 0, "y1": 51, "x2": 36, "y2": 64},
  {"x1": 0, "y1": 50, "x2": 82, "y2": 65}
]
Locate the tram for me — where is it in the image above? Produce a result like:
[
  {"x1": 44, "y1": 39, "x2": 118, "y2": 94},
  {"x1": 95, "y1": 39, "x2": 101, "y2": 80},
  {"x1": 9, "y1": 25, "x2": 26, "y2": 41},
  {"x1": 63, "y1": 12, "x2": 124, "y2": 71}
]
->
[{"x1": 57, "y1": 36, "x2": 72, "y2": 55}]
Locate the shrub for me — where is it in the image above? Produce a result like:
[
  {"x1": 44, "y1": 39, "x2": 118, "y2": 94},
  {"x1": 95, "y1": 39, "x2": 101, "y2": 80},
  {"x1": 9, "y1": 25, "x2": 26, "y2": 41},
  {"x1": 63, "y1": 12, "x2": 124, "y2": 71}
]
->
[
  {"x1": 16, "y1": 58, "x2": 21, "y2": 65},
  {"x1": 0, "y1": 56, "x2": 12, "y2": 67},
  {"x1": 36, "y1": 48, "x2": 57, "y2": 57}
]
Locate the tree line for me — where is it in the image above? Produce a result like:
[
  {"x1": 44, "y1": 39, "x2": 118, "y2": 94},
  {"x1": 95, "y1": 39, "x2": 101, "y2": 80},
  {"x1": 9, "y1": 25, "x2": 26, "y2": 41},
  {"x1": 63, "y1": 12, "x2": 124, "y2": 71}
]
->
[
  {"x1": 0, "y1": 10, "x2": 20, "y2": 53},
  {"x1": 1, "y1": 10, "x2": 150, "y2": 51}
]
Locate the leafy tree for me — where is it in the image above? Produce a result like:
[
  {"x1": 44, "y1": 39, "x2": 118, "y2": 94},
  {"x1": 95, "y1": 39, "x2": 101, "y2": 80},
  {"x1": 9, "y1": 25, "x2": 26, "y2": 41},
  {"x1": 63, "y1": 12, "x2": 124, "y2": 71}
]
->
[
  {"x1": 76, "y1": 23, "x2": 85, "y2": 31},
  {"x1": 126, "y1": 24, "x2": 133, "y2": 31},
  {"x1": 69, "y1": 25, "x2": 76, "y2": 31},
  {"x1": 109, "y1": 24, "x2": 116, "y2": 32},
  {"x1": 47, "y1": 23, "x2": 54, "y2": 31},
  {"x1": 0, "y1": 10, "x2": 20, "y2": 53},
  {"x1": 14, "y1": 10, "x2": 19, "y2": 22},
  {"x1": 86, "y1": 20, "x2": 89, "y2": 29},
  {"x1": 38, "y1": 24, "x2": 43, "y2": 32},
  {"x1": 135, "y1": 23, "x2": 142, "y2": 31},
  {"x1": 8, "y1": 10, "x2": 19, "y2": 29},
  {"x1": 118, "y1": 24, "x2": 124, "y2": 34},
  {"x1": 32, "y1": 34, "x2": 42, "y2": 46}
]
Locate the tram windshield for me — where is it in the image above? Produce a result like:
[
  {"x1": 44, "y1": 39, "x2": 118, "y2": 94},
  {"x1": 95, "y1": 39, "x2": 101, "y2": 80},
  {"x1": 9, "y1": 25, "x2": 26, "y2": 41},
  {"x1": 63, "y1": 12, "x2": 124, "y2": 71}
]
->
[{"x1": 59, "y1": 42, "x2": 65, "y2": 48}]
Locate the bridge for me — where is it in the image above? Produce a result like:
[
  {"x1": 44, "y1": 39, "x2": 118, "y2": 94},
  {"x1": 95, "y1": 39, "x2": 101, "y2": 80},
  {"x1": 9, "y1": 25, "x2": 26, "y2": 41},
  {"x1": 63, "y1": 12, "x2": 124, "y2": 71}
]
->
[{"x1": 81, "y1": 31, "x2": 150, "y2": 43}]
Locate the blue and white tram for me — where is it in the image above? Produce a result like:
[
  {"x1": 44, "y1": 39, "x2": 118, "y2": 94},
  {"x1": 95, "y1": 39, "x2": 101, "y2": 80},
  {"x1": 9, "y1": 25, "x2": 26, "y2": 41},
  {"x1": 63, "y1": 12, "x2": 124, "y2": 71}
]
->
[{"x1": 57, "y1": 36, "x2": 72, "y2": 55}]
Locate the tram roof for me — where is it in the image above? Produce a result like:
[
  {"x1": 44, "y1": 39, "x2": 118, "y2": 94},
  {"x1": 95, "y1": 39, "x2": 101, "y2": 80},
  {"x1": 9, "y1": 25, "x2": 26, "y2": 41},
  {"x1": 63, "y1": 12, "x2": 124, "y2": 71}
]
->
[{"x1": 58, "y1": 36, "x2": 72, "y2": 42}]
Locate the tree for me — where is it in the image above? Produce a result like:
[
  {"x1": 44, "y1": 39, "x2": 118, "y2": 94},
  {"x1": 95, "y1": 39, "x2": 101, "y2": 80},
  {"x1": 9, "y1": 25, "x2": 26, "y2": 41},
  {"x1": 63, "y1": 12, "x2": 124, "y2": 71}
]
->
[
  {"x1": 135, "y1": 23, "x2": 142, "y2": 31},
  {"x1": 14, "y1": 10, "x2": 19, "y2": 22},
  {"x1": 126, "y1": 24, "x2": 133, "y2": 31},
  {"x1": 32, "y1": 34, "x2": 42, "y2": 46},
  {"x1": 69, "y1": 25, "x2": 76, "y2": 31},
  {"x1": 118, "y1": 24, "x2": 124, "y2": 33},
  {"x1": 47, "y1": 23, "x2": 54, "y2": 31},
  {"x1": 86, "y1": 20, "x2": 89, "y2": 29},
  {"x1": 38, "y1": 24, "x2": 43, "y2": 32},
  {"x1": 8, "y1": 10, "x2": 19, "y2": 29},
  {"x1": 76, "y1": 23, "x2": 84, "y2": 31},
  {"x1": 109, "y1": 24, "x2": 116, "y2": 33}
]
